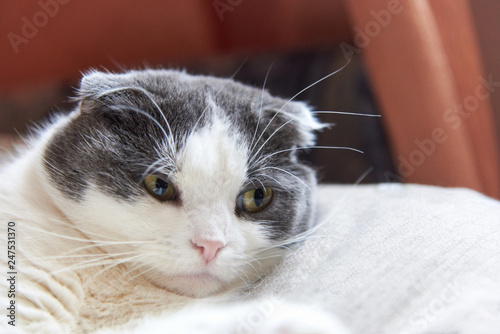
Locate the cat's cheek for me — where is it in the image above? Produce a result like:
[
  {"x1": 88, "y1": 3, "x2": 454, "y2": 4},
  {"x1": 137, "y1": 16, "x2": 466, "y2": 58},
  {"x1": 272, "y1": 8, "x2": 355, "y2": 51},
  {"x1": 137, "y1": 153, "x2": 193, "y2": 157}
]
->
[{"x1": 48, "y1": 187, "x2": 159, "y2": 242}]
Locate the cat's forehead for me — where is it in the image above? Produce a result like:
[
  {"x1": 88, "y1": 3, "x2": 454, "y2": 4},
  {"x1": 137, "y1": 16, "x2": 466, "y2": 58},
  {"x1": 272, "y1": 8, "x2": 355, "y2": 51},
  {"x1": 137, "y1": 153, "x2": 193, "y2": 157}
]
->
[
  {"x1": 175, "y1": 107, "x2": 248, "y2": 207},
  {"x1": 79, "y1": 69, "x2": 322, "y2": 147}
]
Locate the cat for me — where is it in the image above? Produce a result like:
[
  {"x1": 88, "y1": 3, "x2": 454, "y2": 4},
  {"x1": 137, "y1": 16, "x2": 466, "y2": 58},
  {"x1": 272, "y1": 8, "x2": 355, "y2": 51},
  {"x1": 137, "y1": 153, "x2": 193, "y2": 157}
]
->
[{"x1": 0, "y1": 69, "x2": 348, "y2": 333}]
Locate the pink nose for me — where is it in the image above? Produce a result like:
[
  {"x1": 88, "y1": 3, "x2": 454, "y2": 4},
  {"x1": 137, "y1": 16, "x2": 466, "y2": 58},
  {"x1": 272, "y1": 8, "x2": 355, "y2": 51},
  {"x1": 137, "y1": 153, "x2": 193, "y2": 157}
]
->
[{"x1": 191, "y1": 239, "x2": 225, "y2": 264}]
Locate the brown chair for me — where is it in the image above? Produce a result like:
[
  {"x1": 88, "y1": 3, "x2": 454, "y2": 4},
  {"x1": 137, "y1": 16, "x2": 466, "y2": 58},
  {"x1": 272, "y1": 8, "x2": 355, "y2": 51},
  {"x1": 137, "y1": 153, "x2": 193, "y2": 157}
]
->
[
  {"x1": 1, "y1": 0, "x2": 499, "y2": 198},
  {"x1": 344, "y1": 0, "x2": 500, "y2": 198}
]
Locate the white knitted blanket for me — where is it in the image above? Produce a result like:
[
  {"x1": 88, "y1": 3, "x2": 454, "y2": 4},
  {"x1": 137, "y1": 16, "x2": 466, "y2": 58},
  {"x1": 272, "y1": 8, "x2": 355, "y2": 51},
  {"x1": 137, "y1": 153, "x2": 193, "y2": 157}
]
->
[{"x1": 251, "y1": 184, "x2": 500, "y2": 334}]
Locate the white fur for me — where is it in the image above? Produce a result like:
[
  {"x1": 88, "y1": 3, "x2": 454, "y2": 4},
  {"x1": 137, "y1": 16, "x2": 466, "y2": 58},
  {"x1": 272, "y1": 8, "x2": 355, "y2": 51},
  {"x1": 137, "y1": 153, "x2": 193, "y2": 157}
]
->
[
  {"x1": 0, "y1": 110, "x2": 343, "y2": 333},
  {"x1": 96, "y1": 299, "x2": 349, "y2": 334}
]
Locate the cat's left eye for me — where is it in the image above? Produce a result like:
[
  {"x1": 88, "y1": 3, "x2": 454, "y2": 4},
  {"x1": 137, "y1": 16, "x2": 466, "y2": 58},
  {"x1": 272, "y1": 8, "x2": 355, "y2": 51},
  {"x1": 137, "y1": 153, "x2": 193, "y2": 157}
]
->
[
  {"x1": 237, "y1": 187, "x2": 274, "y2": 213},
  {"x1": 144, "y1": 175, "x2": 176, "y2": 201}
]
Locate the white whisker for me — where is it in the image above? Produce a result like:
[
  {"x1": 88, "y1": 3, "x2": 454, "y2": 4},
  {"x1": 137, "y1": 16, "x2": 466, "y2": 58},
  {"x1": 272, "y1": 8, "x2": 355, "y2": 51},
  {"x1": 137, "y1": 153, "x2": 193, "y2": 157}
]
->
[
  {"x1": 252, "y1": 173, "x2": 282, "y2": 188},
  {"x1": 142, "y1": 155, "x2": 176, "y2": 179},
  {"x1": 257, "y1": 166, "x2": 311, "y2": 191},
  {"x1": 95, "y1": 86, "x2": 177, "y2": 156},
  {"x1": 311, "y1": 166, "x2": 374, "y2": 230},
  {"x1": 250, "y1": 145, "x2": 364, "y2": 171},
  {"x1": 312, "y1": 111, "x2": 381, "y2": 117},
  {"x1": 250, "y1": 57, "x2": 353, "y2": 156},
  {"x1": 250, "y1": 64, "x2": 274, "y2": 150},
  {"x1": 93, "y1": 253, "x2": 147, "y2": 278},
  {"x1": 109, "y1": 105, "x2": 171, "y2": 144}
]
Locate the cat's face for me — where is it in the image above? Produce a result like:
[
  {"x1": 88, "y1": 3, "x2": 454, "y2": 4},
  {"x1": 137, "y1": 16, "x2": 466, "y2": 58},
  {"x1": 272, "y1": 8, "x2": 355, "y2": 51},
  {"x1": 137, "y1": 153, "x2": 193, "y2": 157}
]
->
[{"x1": 42, "y1": 69, "x2": 322, "y2": 297}]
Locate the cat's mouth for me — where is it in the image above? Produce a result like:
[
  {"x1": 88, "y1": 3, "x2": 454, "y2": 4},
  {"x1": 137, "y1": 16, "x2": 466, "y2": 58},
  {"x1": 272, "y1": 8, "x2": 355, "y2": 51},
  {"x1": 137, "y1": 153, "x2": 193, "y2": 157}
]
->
[
  {"x1": 172, "y1": 272, "x2": 218, "y2": 283},
  {"x1": 148, "y1": 271, "x2": 229, "y2": 297}
]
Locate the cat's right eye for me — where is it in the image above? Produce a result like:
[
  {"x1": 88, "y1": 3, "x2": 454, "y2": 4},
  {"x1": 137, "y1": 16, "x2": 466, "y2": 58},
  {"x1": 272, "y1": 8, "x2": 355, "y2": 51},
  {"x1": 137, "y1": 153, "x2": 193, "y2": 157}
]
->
[
  {"x1": 237, "y1": 187, "x2": 274, "y2": 213},
  {"x1": 144, "y1": 175, "x2": 176, "y2": 201}
]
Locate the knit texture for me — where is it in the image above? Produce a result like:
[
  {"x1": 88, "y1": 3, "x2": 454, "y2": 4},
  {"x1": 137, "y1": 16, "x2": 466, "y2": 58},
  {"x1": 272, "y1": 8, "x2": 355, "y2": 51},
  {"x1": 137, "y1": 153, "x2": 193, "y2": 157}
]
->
[{"x1": 252, "y1": 184, "x2": 500, "y2": 334}]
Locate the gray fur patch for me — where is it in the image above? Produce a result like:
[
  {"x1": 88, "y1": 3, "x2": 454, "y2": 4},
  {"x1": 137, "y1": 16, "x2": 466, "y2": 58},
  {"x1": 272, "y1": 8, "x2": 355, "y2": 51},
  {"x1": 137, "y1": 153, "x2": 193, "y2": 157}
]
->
[{"x1": 43, "y1": 69, "x2": 321, "y2": 239}]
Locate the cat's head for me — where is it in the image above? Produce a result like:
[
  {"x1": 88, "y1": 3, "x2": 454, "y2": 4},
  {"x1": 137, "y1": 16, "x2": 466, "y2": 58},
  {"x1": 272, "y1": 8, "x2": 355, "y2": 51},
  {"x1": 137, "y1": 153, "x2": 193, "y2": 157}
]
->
[{"x1": 42, "y1": 69, "x2": 323, "y2": 297}]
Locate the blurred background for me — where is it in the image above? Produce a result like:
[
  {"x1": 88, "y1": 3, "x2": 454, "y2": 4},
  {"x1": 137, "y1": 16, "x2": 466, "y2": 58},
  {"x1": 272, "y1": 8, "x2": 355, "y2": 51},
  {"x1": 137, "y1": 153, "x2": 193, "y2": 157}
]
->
[{"x1": 1, "y1": 0, "x2": 499, "y2": 199}]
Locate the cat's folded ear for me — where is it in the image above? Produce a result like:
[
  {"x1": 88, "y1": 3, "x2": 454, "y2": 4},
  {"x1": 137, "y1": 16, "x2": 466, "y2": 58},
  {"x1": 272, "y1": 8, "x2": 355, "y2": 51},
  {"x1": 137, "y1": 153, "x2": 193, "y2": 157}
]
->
[
  {"x1": 279, "y1": 101, "x2": 327, "y2": 146},
  {"x1": 77, "y1": 70, "x2": 121, "y2": 100},
  {"x1": 73, "y1": 70, "x2": 127, "y2": 112}
]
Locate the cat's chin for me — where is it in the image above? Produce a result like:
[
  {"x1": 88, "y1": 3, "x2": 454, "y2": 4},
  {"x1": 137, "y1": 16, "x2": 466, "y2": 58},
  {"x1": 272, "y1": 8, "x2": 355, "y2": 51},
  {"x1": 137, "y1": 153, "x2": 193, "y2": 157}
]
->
[{"x1": 147, "y1": 272, "x2": 230, "y2": 298}]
